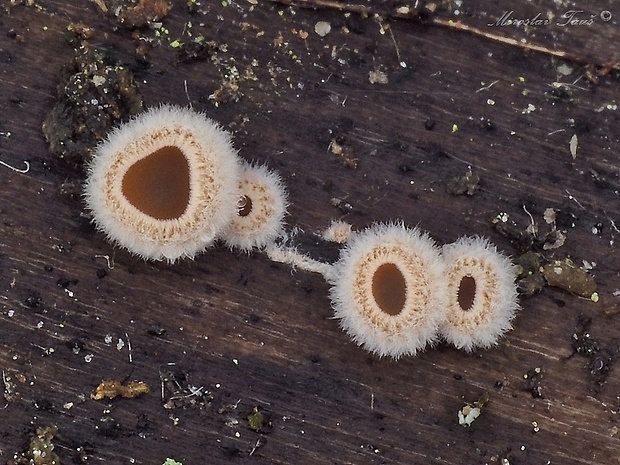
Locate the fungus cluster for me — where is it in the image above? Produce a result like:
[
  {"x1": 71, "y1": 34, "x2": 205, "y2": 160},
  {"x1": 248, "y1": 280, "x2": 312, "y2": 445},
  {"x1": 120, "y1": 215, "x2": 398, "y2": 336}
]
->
[
  {"x1": 327, "y1": 223, "x2": 519, "y2": 358},
  {"x1": 84, "y1": 104, "x2": 519, "y2": 359},
  {"x1": 84, "y1": 105, "x2": 287, "y2": 261}
]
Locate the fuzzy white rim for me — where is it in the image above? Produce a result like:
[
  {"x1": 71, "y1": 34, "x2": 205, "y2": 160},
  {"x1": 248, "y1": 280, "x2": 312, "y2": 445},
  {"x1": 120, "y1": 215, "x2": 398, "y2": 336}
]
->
[
  {"x1": 329, "y1": 222, "x2": 448, "y2": 358},
  {"x1": 84, "y1": 104, "x2": 241, "y2": 261},
  {"x1": 441, "y1": 236, "x2": 519, "y2": 351}
]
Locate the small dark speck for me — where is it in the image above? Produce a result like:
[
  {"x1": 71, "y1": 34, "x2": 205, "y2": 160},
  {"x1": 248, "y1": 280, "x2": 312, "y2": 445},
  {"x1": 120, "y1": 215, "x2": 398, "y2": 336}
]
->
[
  {"x1": 67, "y1": 337, "x2": 86, "y2": 354},
  {"x1": 204, "y1": 283, "x2": 222, "y2": 294},
  {"x1": 555, "y1": 209, "x2": 578, "y2": 228},
  {"x1": 424, "y1": 119, "x2": 436, "y2": 130},
  {"x1": 57, "y1": 277, "x2": 78, "y2": 288},
  {"x1": 398, "y1": 164, "x2": 413, "y2": 174},
  {"x1": 96, "y1": 268, "x2": 108, "y2": 279},
  {"x1": 391, "y1": 140, "x2": 408, "y2": 152},
  {"x1": 44, "y1": 265, "x2": 54, "y2": 272},
  {"x1": 136, "y1": 414, "x2": 150, "y2": 432},
  {"x1": 8, "y1": 96, "x2": 23, "y2": 106},
  {"x1": 592, "y1": 222, "x2": 604, "y2": 236},
  {"x1": 7, "y1": 29, "x2": 17, "y2": 39},
  {"x1": 494, "y1": 380, "x2": 504, "y2": 389},
  {"x1": 24, "y1": 290, "x2": 42, "y2": 308},
  {"x1": 147, "y1": 325, "x2": 166, "y2": 336},
  {"x1": 248, "y1": 313, "x2": 261, "y2": 324},
  {"x1": 33, "y1": 398, "x2": 56, "y2": 412},
  {"x1": 346, "y1": 15, "x2": 367, "y2": 34},
  {"x1": 453, "y1": 374, "x2": 463, "y2": 380},
  {"x1": 237, "y1": 270, "x2": 252, "y2": 286},
  {"x1": 550, "y1": 297, "x2": 566, "y2": 307},
  {"x1": 98, "y1": 417, "x2": 122, "y2": 438},
  {"x1": 220, "y1": 445, "x2": 242, "y2": 458},
  {"x1": 479, "y1": 118, "x2": 495, "y2": 131}
]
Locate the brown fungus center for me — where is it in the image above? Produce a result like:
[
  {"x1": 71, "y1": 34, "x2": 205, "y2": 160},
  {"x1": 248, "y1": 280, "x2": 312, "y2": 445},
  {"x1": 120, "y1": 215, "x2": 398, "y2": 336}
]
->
[
  {"x1": 237, "y1": 195, "x2": 253, "y2": 217},
  {"x1": 372, "y1": 263, "x2": 407, "y2": 316},
  {"x1": 457, "y1": 275, "x2": 477, "y2": 311},
  {"x1": 122, "y1": 146, "x2": 190, "y2": 220}
]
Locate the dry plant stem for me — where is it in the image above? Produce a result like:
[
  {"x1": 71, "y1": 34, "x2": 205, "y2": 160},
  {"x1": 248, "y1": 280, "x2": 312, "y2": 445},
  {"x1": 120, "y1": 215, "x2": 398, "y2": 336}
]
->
[
  {"x1": 432, "y1": 18, "x2": 618, "y2": 72},
  {"x1": 270, "y1": 0, "x2": 377, "y2": 17},
  {"x1": 270, "y1": 0, "x2": 619, "y2": 77}
]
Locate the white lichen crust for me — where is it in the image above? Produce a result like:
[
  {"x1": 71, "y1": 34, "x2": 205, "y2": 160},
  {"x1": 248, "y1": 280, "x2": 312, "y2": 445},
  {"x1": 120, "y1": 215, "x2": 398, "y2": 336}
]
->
[
  {"x1": 222, "y1": 162, "x2": 288, "y2": 251},
  {"x1": 328, "y1": 222, "x2": 448, "y2": 358},
  {"x1": 440, "y1": 236, "x2": 519, "y2": 351},
  {"x1": 84, "y1": 104, "x2": 241, "y2": 261}
]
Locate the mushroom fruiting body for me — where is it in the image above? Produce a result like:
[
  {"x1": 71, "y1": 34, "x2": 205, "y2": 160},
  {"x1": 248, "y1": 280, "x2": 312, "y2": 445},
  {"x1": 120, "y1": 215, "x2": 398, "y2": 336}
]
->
[
  {"x1": 84, "y1": 105, "x2": 241, "y2": 261},
  {"x1": 221, "y1": 162, "x2": 288, "y2": 251},
  {"x1": 328, "y1": 222, "x2": 448, "y2": 358},
  {"x1": 440, "y1": 236, "x2": 519, "y2": 351}
]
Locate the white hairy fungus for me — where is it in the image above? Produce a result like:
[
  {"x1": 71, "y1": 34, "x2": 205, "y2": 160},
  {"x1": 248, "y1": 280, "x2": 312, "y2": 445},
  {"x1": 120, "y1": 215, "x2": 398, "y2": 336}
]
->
[
  {"x1": 84, "y1": 104, "x2": 241, "y2": 261},
  {"x1": 321, "y1": 219, "x2": 352, "y2": 244},
  {"x1": 222, "y1": 162, "x2": 288, "y2": 251},
  {"x1": 441, "y1": 236, "x2": 519, "y2": 351},
  {"x1": 328, "y1": 222, "x2": 448, "y2": 358}
]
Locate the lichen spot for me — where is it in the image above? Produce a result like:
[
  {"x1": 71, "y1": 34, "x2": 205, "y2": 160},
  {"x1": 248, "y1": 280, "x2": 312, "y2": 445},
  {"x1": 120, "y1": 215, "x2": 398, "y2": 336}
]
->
[
  {"x1": 237, "y1": 195, "x2": 253, "y2": 217},
  {"x1": 457, "y1": 275, "x2": 477, "y2": 311},
  {"x1": 122, "y1": 146, "x2": 190, "y2": 220},
  {"x1": 372, "y1": 263, "x2": 407, "y2": 316}
]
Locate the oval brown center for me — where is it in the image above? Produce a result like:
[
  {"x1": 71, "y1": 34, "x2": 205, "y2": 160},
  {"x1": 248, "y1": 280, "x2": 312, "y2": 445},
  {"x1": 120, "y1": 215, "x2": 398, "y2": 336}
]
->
[
  {"x1": 237, "y1": 195, "x2": 253, "y2": 217},
  {"x1": 122, "y1": 146, "x2": 190, "y2": 220},
  {"x1": 457, "y1": 275, "x2": 476, "y2": 311},
  {"x1": 372, "y1": 263, "x2": 407, "y2": 316}
]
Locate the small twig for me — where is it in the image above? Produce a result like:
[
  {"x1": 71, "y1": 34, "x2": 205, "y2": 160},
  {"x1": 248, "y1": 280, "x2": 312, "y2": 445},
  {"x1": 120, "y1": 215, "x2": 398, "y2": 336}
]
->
[
  {"x1": 270, "y1": 0, "x2": 619, "y2": 82},
  {"x1": 183, "y1": 79, "x2": 193, "y2": 109},
  {"x1": 0, "y1": 159, "x2": 29, "y2": 174},
  {"x1": 271, "y1": 0, "x2": 375, "y2": 17},
  {"x1": 431, "y1": 18, "x2": 619, "y2": 80},
  {"x1": 522, "y1": 205, "x2": 538, "y2": 237},
  {"x1": 2, "y1": 370, "x2": 10, "y2": 409},
  {"x1": 249, "y1": 437, "x2": 265, "y2": 456},
  {"x1": 125, "y1": 332, "x2": 133, "y2": 363},
  {"x1": 475, "y1": 79, "x2": 499, "y2": 93},
  {"x1": 387, "y1": 24, "x2": 406, "y2": 68},
  {"x1": 565, "y1": 189, "x2": 586, "y2": 210},
  {"x1": 95, "y1": 254, "x2": 115, "y2": 269}
]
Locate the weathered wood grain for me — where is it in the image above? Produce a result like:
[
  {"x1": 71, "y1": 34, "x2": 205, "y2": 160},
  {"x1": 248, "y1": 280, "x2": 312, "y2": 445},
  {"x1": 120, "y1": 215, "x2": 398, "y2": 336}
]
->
[{"x1": 0, "y1": 1, "x2": 619, "y2": 464}]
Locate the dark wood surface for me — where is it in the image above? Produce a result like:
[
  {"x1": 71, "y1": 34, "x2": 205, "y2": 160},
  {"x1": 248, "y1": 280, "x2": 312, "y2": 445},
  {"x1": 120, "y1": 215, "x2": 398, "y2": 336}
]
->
[{"x1": 1, "y1": 1, "x2": 619, "y2": 463}]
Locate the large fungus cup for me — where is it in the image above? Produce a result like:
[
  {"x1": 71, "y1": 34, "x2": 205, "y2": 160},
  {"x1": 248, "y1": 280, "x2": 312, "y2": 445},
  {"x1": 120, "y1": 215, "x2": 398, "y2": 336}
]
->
[
  {"x1": 440, "y1": 236, "x2": 520, "y2": 351},
  {"x1": 328, "y1": 222, "x2": 448, "y2": 358},
  {"x1": 84, "y1": 104, "x2": 241, "y2": 261}
]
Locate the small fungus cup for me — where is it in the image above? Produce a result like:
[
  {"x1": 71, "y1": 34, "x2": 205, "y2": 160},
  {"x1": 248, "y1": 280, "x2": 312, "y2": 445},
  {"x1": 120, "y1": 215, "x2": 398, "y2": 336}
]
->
[
  {"x1": 440, "y1": 236, "x2": 519, "y2": 351},
  {"x1": 328, "y1": 222, "x2": 448, "y2": 358},
  {"x1": 222, "y1": 162, "x2": 288, "y2": 251},
  {"x1": 84, "y1": 104, "x2": 241, "y2": 261}
]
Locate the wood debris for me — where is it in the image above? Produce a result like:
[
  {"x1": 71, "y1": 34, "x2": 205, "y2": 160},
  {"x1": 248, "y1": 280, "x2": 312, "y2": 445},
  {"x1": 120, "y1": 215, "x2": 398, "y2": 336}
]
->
[{"x1": 91, "y1": 379, "x2": 150, "y2": 400}]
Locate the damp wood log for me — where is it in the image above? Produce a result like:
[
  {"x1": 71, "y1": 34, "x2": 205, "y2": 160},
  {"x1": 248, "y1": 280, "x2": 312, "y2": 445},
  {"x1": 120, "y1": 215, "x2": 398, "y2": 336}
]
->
[{"x1": 1, "y1": 1, "x2": 619, "y2": 464}]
